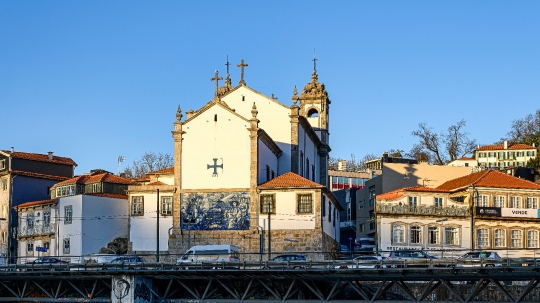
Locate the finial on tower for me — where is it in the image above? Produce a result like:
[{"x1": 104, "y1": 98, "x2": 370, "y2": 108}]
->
[
  {"x1": 292, "y1": 85, "x2": 299, "y2": 106},
  {"x1": 251, "y1": 102, "x2": 258, "y2": 118},
  {"x1": 312, "y1": 48, "x2": 318, "y2": 73},
  {"x1": 176, "y1": 105, "x2": 183, "y2": 122},
  {"x1": 225, "y1": 54, "x2": 231, "y2": 78}
]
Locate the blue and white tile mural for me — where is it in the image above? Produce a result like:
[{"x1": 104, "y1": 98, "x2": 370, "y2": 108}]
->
[{"x1": 180, "y1": 192, "x2": 250, "y2": 230}]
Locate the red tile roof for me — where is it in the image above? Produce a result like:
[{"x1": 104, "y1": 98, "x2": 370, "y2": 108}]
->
[
  {"x1": 10, "y1": 170, "x2": 70, "y2": 181},
  {"x1": 86, "y1": 193, "x2": 128, "y2": 200},
  {"x1": 54, "y1": 172, "x2": 136, "y2": 187},
  {"x1": 377, "y1": 186, "x2": 449, "y2": 200},
  {"x1": 146, "y1": 181, "x2": 166, "y2": 186},
  {"x1": 16, "y1": 199, "x2": 57, "y2": 209},
  {"x1": 147, "y1": 167, "x2": 174, "y2": 174},
  {"x1": 457, "y1": 157, "x2": 475, "y2": 161},
  {"x1": 437, "y1": 170, "x2": 540, "y2": 191},
  {"x1": 2, "y1": 151, "x2": 76, "y2": 166},
  {"x1": 259, "y1": 172, "x2": 324, "y2": 188},
  {"x1": 476, "y1": 143, "x2": 536, "y2": 151}
]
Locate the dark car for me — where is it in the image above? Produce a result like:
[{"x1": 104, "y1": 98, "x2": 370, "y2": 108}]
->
[
  {"x1": 268, "y1": 254, "x2": 307, "y2": 269},
  {"x1": 30, "y1": 257, "x2": 68, "y2": 265},
  {"x1": 104, "y1": 256, "x2": 145, "y2": 270}
]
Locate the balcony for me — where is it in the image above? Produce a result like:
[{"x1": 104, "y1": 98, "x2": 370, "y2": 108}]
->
[
  {"x1": 339, "y1": 220, "x2": 355, "y2": 229},
  {"x1": 18, "y1": 223, "x2": 56, "y2": 237},
  {"x1": 376, "y1": 204, "x2": 470, "y2": 217}
]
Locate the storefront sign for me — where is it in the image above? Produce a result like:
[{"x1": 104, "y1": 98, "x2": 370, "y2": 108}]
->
[
  {"x1": 501, "y1": 208, "x2": 540, "y2": 218},
  {"x1": 476, "y1": 207, "x2": 501, "y2": 217}
]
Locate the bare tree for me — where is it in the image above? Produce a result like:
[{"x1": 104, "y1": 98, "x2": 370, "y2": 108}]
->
[
  {"x1": 504, "y1": 109, "x2": 540, "y2": 147},
  {"x1": 123, "y1": 152, "x2": 173, "y2": 178},
  {"x1": 410, "y1": 120, "x2": 476, "y2": 165},
  {"x1": 329, "y1": 153, "x2": 376, "y2": 172}
]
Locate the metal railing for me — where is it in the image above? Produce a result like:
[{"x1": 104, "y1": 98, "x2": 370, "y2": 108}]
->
[
  {"x1": 17, "y1": 223, "x2": 56, "y2": 237},
  {"x1": 376, "y1": 204, "x2": 470, "y2": 216}
]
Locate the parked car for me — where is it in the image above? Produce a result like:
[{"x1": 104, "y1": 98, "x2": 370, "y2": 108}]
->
[
  {"x1": 29, "y1": 257, "x2": 69, "y2": 265},
  {"x1": 177, "y1": 244, "x2": 240, "y2": 269},
  {"x1": 268, "y1": 254, "x2": 307, "y2": 269},
  {"x1": 105, "y1": 256, "x2": 145, "y2": 269},
  {"x1": 456, "y1": 251, "x2": 502, "y2": 267},
  {"x1": 336, "y1": 255, "x2": 384, "y2": 269},
  {"x1": 386, "y1": 250, "x2": 438, "y2": 268}
]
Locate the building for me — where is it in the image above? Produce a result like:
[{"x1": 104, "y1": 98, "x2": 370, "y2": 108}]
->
[
  {"x1": 160, "y1": 60, "x2": 340, "y2": 260},
  {"x1": 0, "y1": 149, "x2": 76, "y2": 263},
  {"x1": 356, "y1": 162, "x2": 472, "y2": 241},
  {"x1": 333, "y1": 188, "x2": 360, "y2": 249},
  {"x1": 437, "y1": 169, "x2": 540, "y2": 258},
  {"x1": 128, "y1": 167, "x2": 175, "y2": 260},
  {"x1": 446, "y1": 157, "x2": 479, "y2": 170},
  {"x1": 328, "y1": 169, "x2": 372, "y2": 191},
  {"x1": 365, "y1": 152, "x2": 418, "y2": 170},
  {"x1": 16, "y1": 170, "x2": 134, "y2": 263},
  {"x1": 375, "y1": 186, "x2": 471, "y2": 257},
  {"x1": 475, "y1": 140, "x2": 537, "y2": 169}
]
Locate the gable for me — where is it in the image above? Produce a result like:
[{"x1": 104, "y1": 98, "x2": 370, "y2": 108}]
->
[{"x1": 181, "y1": 105, "x2": 252, "y2": 190}]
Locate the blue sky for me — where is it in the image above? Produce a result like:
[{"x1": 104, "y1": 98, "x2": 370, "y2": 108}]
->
[{"x1": 2, "y1": 2, "x2": 539, "y2": 175}]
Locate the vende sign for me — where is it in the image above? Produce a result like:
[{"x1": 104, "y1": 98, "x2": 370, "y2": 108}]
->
[{"x1": 501, "y1": 208, "x2": 540, "y2": 218}]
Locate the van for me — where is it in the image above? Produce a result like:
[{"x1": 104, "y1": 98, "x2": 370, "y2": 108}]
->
[{"x1": 177, "y1": 244, "x2": 240, "y2": 265}]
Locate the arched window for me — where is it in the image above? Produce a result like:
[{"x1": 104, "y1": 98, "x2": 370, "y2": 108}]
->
[
  {"x1": 528, "y1": 230, "x2": 539, "y2": 248},
  {"x1": 494, "y1": 228, "x2": 506, "y2": 247},
  {"x1": 392, "y1": 224, "x2": 405, "y2": 243},
  {"x1": 307, "y1": 108, "x2": 319, "y2": 117},
  {"x1": 477, "y1": 228, "x2": 489, "y2": 247},
  {"x1": 410, "y1": 225, "x2": 422, "y2": 244}
]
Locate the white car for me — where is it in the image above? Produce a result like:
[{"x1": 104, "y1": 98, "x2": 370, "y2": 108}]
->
[{"x1": 456, "y1": 251, "x2": 502, "y2": 267}]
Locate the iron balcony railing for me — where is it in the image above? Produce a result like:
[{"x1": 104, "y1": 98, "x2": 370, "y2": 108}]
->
[
  {"x1": 376, "y1": 204, "x2": 470, "y2": 216},
  {"x1": 18, "y1": 223, "x2": 56, "y2": 237}
]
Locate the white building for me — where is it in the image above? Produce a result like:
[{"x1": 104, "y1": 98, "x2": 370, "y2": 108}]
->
[
  {"x1": 17, "y1": 170, "x2": 133, "y2": 263},
  {"x1": 161, "y1": 60, "x2": 340, "y2": 260},
  {"x1": 475, "y1": 140, "x2": 537, "y2": 169},
  {"x1": 446, "y1": 157, "x2": 479, "y2": 170}
]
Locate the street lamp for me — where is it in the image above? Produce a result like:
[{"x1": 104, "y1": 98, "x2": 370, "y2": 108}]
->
[
  {"x1": 349, "y1": 237, "x2": 353, "y2": 258},
  {"x1": 436, "y1": 218, "x2": 448, "y2": 258}
]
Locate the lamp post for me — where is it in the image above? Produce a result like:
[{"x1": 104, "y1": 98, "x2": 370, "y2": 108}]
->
[
  {"x1": 156, "y1": 189, "x2": 160, "y2": 263},
  {"x1": 436, "y1": 218, "x2": 448, "y2": 258},
  {"x1": 349, "y1": 237, "x2": 353, "y2": 258}
]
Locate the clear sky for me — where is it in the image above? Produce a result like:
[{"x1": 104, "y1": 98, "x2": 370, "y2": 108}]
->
[{"x1": 2, "y1": 1, "x2": 539, "y2": 175}]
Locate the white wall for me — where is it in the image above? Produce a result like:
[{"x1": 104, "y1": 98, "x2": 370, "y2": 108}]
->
[
  {"x1": 130, "y1": 193, "x2": 173, "y2": 252},
  {"x1": 321, "y1": 192, "x2": 339, "y2": 241},
  {"x1": 257, "y1": 191, "x2": 316, "y2": 230},
  {"x1": 297, "y1": 124, "x2": 319, "y2": 182},
  {"x1": 222, "y1": 88, "x2": 292, "y2": 174},
  {"x1": 257, "y1": 139, "x2": 279, "y2": 184},
  {"x1": 182, "y1": 105, "x2": 251, "y2": 189}
]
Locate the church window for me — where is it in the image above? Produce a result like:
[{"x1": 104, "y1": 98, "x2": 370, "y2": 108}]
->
[
  {"x1": 260, "y1": 194, "x2": 275, "y2": 214},
  {"x1": 306, "y1": 158, "x2": 310, "y2": 179},
  {"x1": 266, "y1": 165, "x2": 270, "y2": 182},
  {"x1": 297, "y1": 194, "x2": 313, "y2": 214},
  {"x1": 312, "y1": 165, "x2": 315, "y2": 181},
  {"x1": 242, "y1": 95, "x2": 245, "y2": 101},
  {"x1": 214, "y1": 114, "x2": 217, "y2": 122},
  {"x1": 307, "y1": 108, "x2": 318, "y2": 117},
  {"x1": 271, "y1": 170, "x2": 275, "y2": 179},
  {"x1": 300, "y1": 152, "x2": 304, "y2": 177},
  {"x1": 132, "y1": 196, "x2": 144, "y2": 216},
  {"x1": 161, "y1": 196, "x2": 173, "y2": 216}
]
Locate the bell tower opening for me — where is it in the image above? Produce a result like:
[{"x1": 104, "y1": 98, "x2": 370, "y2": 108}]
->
[{"x1": 307, "y1": 108, "x2": 319, "y2": 118}]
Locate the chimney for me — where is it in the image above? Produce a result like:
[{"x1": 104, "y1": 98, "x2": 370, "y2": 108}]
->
[
  {"x1": 186, "y1": 109, "x2": 195, "y2": 119},
  {"x1": 10, "y1": 147, "x2": 14, "y2": 154},
  {"x1": 382, "y1": 152, "x2": 389, "y2": 163},
  {"x1": 47, "y1": 151, "x2": 53, "y2": 160},
  {"x1": 533, "y1": 143, "x2": 536, "y2": 148},
  {"x1": 504, "y1": 140, "x2": 508, "y2": 150},
  {"x1": 337, "y1": 160, "x2": 347, "y2": 171}
]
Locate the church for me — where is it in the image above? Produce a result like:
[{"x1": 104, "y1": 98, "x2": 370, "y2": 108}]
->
[{"x1": 143, "y1": 58, "x2": 341, "y2": 260}]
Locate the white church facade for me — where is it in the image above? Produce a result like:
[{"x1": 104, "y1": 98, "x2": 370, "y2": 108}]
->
[{"x1": 156, "y1": 60, "x2": 340, "y2": 260}]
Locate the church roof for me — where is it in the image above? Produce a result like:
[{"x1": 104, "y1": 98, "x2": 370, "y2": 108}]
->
[
  {"x1": 258, "y1": 172, "x2": 324, "y2": 189},
  {"x1": 183, "y1": 99, "x2": 250, "y2": 125}
]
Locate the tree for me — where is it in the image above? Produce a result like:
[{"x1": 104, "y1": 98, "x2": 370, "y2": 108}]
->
[
  {"x1": 123, "y1": 152, "x2": 173, "y2": 178},
  {"x1": 526, "y1": 157, "x2": 540, "y2": 170},
  {"x1": 328, "y1": 153, "x2": 376, "y2": 172},
  {"x1": 504, "y1": 109, "x2": 540, "y2": 147},
  {"x1": 410, "y1": 120, "x2": 477, "y2": 165}
]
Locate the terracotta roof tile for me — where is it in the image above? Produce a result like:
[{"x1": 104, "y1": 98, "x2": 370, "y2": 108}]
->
[
  {"x1": 146, "y1": 181, "x2": 166, "y2": 186},
  {"x1": 10, "y1": 170, "x2": 70, "y2": 181},
  {"x1": 377, "y1": 188, "x2": 404, "y2": 200},
  {"x1": 2, "y1": 151, "x2": 76, "y2": 166},
  {"x1": 259, "y1": 172, "x2": 324, "y2": 188},
  {"x1": 457, "y1": 157, "x2": 475, "y2": 161},
  {"x1": 147, "y1": 167, "x2": 174, "y2": 174},
  {"x1": 476, "y1": 143, "x2": 536, "y2": 151},
  {"x1": 377, "y1": 186, "x2": 449, "y2": 201},
  {"x1": 86, "y1": 193, "x2": 128, "y2": 199},
  {"x1": 437, "y1": 170, "x2": 540, "y2": 191},
  {"x1": 53, "y1": 173, "x2": 136, "y2": 187},
  {"x1": 16, "y1": 199, "x2": 57, "y2": 209}
]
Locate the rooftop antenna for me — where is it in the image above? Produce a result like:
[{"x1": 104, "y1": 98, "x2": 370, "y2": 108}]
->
[{"x1": 118, "y1": 156, "x2": 125, "y2": 175}]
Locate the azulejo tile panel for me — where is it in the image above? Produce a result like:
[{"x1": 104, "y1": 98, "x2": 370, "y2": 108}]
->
[{"x1": 180, "y1": 192, "x2": 250, "y2": 230}]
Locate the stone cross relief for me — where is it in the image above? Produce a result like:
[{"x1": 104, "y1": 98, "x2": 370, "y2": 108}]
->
[{"x1": 207, "y1": 158, "x2": 223, "y2": 177}]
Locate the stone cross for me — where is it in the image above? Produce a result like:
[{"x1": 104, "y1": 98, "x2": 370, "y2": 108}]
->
[
  {"x1": 210, "y1": 70, "x2": 223, "y2": 94},
  {"x1": 225, "y1": 55, "x2": 231, "y2": 76},
  {"x1": 312, "y1": 55, "x2": 318, "y2": 72},
  {"x1": 207, "y1": 158, "x2": 223, "y2": 176},
  {"x1": 237, "y1": 59, "x2": 248, "y2": 85}
]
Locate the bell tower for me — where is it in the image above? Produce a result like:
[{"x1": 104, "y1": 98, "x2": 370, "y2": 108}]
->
[{"x1": 299, "y1": 56, "x2": 330, "y2": 144}]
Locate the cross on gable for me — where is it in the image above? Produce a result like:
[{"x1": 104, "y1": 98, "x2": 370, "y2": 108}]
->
[
  {"x1": 210, "y1": 70, "x2": 223, "y2": 94},
  {"x1": 237, "y1": 59, "x2": 248, "y2": 85},
  {"x1": 207, "y1": 158, "x2": 223, "y2": 176},
  {"x1": 225, "y1": 55, "x2": 231, "y2": 76}
]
